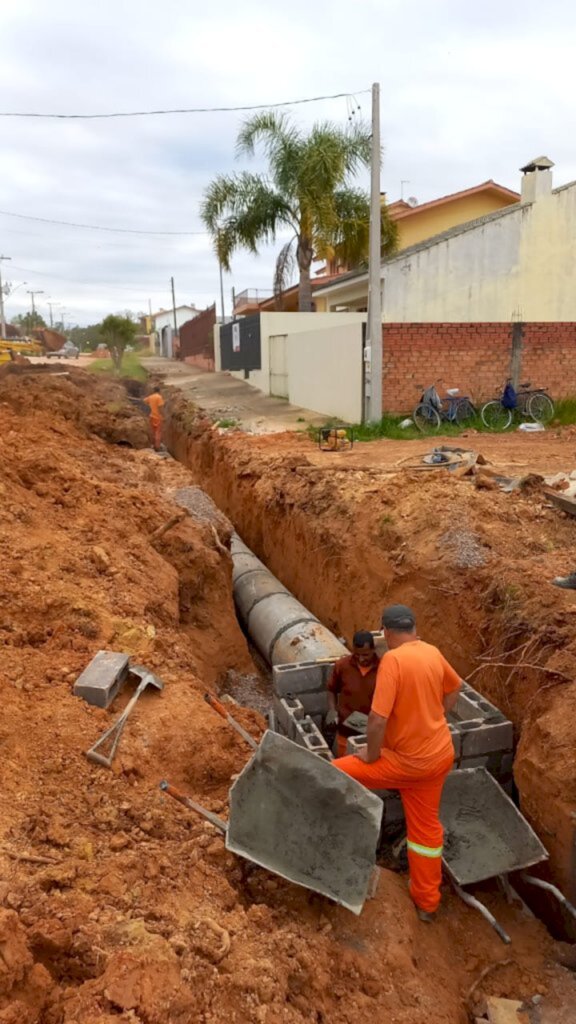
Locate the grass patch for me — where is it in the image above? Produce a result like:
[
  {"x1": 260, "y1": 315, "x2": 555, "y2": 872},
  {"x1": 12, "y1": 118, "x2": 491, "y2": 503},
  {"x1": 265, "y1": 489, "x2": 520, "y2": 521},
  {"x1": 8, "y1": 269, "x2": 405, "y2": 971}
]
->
[
  {"x1": 551, "y1": 398, "x2": 576, "y2": 426},
  {"x1": 88, "y1": 352, "x2": 147, "y2": 381},
  {"x1": 216, "y1": 417, "x2": 239, "y2": 429}
]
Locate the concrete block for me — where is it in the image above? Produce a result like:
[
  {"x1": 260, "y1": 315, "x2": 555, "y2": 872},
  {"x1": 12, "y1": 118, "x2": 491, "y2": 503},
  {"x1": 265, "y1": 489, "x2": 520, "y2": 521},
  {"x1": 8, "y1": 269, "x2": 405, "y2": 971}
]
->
[
  {"x1": 73, "y1": 650, "x2": 129, "y2": 708},
  {"x1": 460, "y1": 751, "x2": 504, "y2": 775},
  {"x1": 459, "y1": 720, "x2": 513, "y2": 757},
  {"x1": 343, "y1": 711, "x2": 369, "y2": 733},
  {"x1": 272, "y1": 661, "x2": 336, "y2": 698},
  {"x1": 448, "y1": 724, "x2": 462, "y2": 760},
  {"x1": 298, "y1": 691, "x2": 330, "y2": 718},
  {"x1": 346, "y1": 735, "x2": 367, "y2": 755},
  {"x1": 273, "y1": 695, "x2": 305, "y2": 739},
  {"x1": 294, "y1": 717, "x2": 331, "y2": 758}
]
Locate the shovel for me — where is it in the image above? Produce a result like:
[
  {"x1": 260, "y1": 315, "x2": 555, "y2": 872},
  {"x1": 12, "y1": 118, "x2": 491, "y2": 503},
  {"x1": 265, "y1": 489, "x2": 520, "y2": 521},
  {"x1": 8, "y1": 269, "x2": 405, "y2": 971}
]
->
[
  {"x1": 204, "y1": 692, "x2": 258, "y2": 750},
  {"x1": 86, "y1": 665, "x2": 163, "y2": 768}
]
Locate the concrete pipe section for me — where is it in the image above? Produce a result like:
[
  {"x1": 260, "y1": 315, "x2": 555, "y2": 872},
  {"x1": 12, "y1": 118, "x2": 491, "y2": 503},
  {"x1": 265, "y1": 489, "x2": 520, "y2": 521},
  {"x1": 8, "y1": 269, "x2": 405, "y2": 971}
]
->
[{"x1": 231, "y1": 534, "x2": 347, "y2": 666}]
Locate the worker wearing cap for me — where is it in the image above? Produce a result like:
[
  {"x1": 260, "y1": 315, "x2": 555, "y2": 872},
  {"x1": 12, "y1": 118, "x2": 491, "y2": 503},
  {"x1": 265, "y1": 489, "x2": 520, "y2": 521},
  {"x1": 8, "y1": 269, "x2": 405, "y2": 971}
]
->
[
  {"x1": 333, "y1": 604, "x2": 462, "y2": 922},
  {"x1": 325, "y1": 631, "x2": 380, "y2": 757},
  {"x1": 143, "y1": 387, "x2": 165, "y2": 451}
]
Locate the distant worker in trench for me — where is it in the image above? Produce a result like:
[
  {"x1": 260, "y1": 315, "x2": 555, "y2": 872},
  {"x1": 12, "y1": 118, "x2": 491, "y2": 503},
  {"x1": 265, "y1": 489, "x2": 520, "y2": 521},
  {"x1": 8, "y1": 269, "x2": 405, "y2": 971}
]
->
[
  {"x1": 333, "y1": 605, "x2": 462, "y2": 923},
  {"x1": 143, "y1": 386, "x2": 165, "y2": 452},
  {"x1": 325, "y1": 631, "x2": 380, "y2": 757}
]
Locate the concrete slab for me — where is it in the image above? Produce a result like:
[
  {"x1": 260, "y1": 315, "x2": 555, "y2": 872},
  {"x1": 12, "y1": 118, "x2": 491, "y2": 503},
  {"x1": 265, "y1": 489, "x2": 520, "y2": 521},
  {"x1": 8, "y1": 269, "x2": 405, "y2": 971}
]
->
[
  {"x1": 486, "y1": 997, "x2": 525, "y2": 1023},
  {"x1": 227, "y1": 730, "x2": 383, "y2": 914},
  {"x1": 73, "y1": 651, "x2": 129, "y2": 708}
]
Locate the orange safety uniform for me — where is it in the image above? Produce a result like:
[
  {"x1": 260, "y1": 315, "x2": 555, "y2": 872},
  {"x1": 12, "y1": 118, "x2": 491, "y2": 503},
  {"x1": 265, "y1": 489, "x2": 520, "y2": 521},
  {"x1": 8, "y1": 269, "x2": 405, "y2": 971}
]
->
[
  {"x1": 144, "y1": 392, "x2": 165, "y2": 450},
  {"x1": 333, "y1": 639, "x2": 461, "y2": 914}
]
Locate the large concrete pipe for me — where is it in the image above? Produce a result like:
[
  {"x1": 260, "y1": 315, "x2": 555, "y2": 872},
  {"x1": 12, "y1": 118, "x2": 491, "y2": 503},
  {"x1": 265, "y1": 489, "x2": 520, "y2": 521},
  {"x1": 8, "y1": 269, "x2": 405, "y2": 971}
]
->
[{"x1": 232, "y1": 534, "x2": 347, "y2": 666}]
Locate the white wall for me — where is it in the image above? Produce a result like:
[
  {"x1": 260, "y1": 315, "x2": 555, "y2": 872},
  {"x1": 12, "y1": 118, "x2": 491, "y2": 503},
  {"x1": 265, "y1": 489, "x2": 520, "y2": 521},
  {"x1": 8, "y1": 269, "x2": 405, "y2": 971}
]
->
[
  {"x1": 286, "y1": 322, "x2": 363, "y2": 422},
  {"x1": 228, "y1": 312, "x2": 366, "y2": 396},
  {"x1": 153, "y1": 307, "x2": 197, "y2": 333}
]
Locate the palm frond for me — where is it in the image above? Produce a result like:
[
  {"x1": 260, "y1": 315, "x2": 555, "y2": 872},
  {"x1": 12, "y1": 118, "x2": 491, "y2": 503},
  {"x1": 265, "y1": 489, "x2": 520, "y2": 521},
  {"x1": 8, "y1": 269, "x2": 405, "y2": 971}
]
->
[
  {"x1": 273, "y1": 239, "x2": 297, "y2": 309},
  {"x1": 201, "y1": 172, "x2": 293, "y2": 270}
]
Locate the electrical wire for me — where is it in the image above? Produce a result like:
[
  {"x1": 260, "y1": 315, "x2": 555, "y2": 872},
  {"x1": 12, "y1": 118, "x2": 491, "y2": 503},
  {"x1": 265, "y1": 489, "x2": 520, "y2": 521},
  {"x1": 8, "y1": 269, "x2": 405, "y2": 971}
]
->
[
  {"x1": 0, "y1": 209, "x2": 207, "y2": 235},
  {"x1": 0, "y1": 89, "x2": 369, "y2": 120}
]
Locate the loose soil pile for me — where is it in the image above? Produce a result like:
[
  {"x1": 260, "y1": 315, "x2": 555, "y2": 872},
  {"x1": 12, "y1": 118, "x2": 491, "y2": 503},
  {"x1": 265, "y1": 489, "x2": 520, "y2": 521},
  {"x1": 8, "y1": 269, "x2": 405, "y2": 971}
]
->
[{"x1": 0, "y1": 370, "x2": 574, "y2": 1023}]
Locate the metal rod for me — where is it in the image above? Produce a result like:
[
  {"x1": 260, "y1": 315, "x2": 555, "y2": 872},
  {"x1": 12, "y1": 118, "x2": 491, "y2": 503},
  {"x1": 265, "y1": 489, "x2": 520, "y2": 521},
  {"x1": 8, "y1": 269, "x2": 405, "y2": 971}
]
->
[
  {"x1": 365, "y1": 82, "x2": 382, "y2": 423},
  {"x1": 521, "y1": 873, "x2": 576, "y2": 921},
  {"x1": 159, "y1": 780, "x2": 228, "y2": 833},
  {"x1": 451, "y1": 879, "x2": 511, "y2": 944}
]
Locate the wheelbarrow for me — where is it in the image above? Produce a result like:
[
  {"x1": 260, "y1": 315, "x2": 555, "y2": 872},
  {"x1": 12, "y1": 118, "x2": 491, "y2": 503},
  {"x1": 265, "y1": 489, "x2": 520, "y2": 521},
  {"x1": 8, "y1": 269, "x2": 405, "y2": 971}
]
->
[
  {"x1": 440, "y1": 768, "x2": 576, "y2": 944},
  {"x1": 161, "y1": 730, "x2": 383, "y2": 914}
]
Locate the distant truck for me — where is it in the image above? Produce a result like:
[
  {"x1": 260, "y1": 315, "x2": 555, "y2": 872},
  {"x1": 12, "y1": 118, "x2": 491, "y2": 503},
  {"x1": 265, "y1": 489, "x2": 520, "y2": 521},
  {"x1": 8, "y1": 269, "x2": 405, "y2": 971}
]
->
[{"x1": 46, "y1": 341, "x2": 79, "y2": 360}]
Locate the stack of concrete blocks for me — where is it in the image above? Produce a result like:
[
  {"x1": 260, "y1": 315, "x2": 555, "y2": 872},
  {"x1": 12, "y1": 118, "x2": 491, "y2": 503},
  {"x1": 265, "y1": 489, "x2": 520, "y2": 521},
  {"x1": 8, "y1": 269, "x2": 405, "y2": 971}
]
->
[{"x1": 272, "y1": 660, "x2": 337, "y2": 761}]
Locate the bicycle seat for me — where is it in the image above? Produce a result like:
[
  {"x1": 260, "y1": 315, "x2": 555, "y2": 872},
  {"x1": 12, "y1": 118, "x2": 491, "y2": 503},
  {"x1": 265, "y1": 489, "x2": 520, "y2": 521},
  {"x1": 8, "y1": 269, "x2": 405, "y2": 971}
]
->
[{"x1": 520, "y1": 381, "x2": 531, "y2": 389}]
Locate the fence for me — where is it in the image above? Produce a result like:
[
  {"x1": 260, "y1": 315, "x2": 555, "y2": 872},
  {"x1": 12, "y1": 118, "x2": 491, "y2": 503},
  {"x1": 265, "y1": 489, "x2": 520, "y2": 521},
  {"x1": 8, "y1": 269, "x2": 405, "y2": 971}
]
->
[{"x1": 179, "y1": 305, "x2": 216, "y2": 371}]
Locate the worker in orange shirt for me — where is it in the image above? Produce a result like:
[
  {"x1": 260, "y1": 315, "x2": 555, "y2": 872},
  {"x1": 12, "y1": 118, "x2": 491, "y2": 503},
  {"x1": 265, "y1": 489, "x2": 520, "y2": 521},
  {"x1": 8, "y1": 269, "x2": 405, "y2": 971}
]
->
[
  {"x1": 333, "y1": 604, "x2": 462, "y2": 922},
  {"x1": 143, "y1": 387, "x2": 165, "y2": 451}
]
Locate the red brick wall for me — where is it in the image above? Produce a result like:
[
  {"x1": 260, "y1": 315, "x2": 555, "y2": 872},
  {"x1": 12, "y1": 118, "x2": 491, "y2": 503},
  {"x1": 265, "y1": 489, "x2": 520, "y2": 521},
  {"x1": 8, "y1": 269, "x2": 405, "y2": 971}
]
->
[
  {"x1": 382, "y1": 322, "x2": 576, "y2": 413},
  {"x1": 179, "y1": 305, "x2": 216, "y2": 371}
]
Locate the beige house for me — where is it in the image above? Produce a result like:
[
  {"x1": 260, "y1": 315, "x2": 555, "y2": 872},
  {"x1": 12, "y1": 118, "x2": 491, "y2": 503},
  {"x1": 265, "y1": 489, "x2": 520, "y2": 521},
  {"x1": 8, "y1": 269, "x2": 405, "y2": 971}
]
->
[{"x1": 315, "y1": 157, "x2": 576, "y2": 322}]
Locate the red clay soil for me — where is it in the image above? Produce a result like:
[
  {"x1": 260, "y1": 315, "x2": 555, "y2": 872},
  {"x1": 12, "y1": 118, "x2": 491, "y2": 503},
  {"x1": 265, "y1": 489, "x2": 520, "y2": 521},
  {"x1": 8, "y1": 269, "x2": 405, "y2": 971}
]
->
[
  {"x1": 166, "y1": 395, "x2": 576, "y2": 904},
  {"x1": 0, "y1": 370, "x2": 575, "y2": 1023}
]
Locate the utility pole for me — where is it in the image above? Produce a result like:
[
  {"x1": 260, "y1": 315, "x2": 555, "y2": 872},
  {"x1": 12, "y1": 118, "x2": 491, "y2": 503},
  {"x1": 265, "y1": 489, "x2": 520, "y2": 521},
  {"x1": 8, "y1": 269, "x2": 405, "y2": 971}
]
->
[
  {"x1": 27, "y1": 289, "x2": 44, "y2": 315},
  {"x1": 47, "y1": 301, "x2": 57, "y2": 328},
  {"x1": 364, "y1": 82, "x2": 382, "y2": 423},
  {"x1": 170, "y1": 277, "x2": 178, "y2": 336},
  {"x1": 0, "y1": 255, "x2": 11, "y2": 338}
]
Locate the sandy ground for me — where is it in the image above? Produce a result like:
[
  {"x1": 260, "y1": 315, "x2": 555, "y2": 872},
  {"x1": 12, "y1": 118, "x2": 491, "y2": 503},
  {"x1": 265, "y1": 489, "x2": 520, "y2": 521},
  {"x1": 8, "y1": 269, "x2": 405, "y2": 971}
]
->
[{"x1": 1, "y1": 364, "x2": 576, "y2": 1022}]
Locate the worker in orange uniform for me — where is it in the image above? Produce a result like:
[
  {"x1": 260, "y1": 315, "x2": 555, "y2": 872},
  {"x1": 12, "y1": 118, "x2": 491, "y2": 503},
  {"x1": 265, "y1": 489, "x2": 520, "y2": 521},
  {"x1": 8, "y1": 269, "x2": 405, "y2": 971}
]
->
[
  {"x1": 333, "y1": 605, "x2": 462, "y2": 922},
  {"x1": 143, "y1": 387, "x2": 165, "y2": 451},
  {"x1": 326, "y1": 632, "x2": 380, "y2": 756}
]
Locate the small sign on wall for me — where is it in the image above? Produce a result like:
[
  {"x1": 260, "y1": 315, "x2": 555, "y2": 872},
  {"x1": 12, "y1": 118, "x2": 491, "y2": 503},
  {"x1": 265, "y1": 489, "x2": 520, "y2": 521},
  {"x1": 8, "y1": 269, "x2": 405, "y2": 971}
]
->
[{"x1": 232, "y1": 322, "x2": 241, "y2": 352}]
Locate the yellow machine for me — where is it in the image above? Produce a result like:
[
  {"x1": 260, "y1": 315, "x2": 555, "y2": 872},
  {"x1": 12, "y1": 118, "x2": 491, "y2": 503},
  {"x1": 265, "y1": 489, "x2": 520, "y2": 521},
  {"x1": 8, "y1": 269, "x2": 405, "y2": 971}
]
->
[{"x1": 0, "y1": 339, "x2": 43, "y2": 363}]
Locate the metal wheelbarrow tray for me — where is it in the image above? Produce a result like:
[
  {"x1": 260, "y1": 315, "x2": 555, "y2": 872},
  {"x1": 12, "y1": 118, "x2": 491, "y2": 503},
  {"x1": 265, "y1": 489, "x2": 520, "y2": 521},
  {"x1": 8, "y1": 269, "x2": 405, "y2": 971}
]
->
[
  {"x1": 163, "y1": 731, "x2": 383, "y2": 915},
  {"x1": 441, "y1": 768, "x2": 576, "y2": 943}
]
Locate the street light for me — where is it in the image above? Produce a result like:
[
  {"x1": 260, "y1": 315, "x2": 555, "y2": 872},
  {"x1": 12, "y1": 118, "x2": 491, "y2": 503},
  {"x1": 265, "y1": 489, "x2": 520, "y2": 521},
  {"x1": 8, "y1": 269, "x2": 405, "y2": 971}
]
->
[
  {"x1": 0, "y1": 256, "x2": 12, "y2": 337},
  {"x1": 26, "y1": 289, "x2": 44, "y2": 315}
]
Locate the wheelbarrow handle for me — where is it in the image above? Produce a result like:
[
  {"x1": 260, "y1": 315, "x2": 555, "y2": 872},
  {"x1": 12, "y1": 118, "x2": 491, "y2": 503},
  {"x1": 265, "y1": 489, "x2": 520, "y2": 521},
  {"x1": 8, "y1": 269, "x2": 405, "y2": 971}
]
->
[{"x1": 159, "y1": 780, "x2": 228, "y2": 833}]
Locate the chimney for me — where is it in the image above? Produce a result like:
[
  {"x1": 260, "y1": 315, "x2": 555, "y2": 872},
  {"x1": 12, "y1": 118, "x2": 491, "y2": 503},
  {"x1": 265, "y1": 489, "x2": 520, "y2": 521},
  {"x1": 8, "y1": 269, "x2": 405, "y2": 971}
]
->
[{"x1": 520, "y1": 155, "x2": 554, "y2": 203}]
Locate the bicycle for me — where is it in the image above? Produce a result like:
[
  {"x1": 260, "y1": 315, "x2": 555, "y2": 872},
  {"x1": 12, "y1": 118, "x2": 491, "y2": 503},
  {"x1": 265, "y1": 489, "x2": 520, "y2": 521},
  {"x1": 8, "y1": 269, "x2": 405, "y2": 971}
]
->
[
  {"x1": 481, "y1": 380, "x2": 554, "y2": 431},
  {"x1": 413, "y1": 380, "x2": 476, "y2": 434}
]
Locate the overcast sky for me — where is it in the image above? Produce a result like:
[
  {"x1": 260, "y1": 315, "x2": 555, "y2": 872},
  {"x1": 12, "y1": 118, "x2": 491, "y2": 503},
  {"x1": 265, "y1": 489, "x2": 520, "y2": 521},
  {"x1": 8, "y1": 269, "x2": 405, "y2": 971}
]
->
[{"x1": 0, "y1": 0, "x2": 575, "y2": 326}]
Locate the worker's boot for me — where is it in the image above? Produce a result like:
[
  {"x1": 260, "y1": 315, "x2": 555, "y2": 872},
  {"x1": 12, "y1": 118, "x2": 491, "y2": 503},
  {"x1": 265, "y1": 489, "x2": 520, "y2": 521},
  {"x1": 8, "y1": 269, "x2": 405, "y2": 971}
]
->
[
  {"x1": 416, "y1": 908, "x2": 437, "y2": 924},
  {"x1": 552, "y1": 572, "x2": 576, "y2": 589}
]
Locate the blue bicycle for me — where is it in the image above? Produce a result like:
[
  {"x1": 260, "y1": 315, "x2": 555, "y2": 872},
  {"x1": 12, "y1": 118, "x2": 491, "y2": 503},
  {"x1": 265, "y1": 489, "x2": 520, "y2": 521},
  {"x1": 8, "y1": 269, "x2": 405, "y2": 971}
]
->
[{"x1": 413, "y1": 380, "x2": 476, "y2": 434}]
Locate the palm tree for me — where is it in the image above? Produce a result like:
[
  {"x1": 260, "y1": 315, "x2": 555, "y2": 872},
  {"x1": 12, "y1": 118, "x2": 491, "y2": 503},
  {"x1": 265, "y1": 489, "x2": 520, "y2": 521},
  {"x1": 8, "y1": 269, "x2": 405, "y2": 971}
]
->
[{"x1": 201, "y1": 112, "x2": 397, "y2": 312}]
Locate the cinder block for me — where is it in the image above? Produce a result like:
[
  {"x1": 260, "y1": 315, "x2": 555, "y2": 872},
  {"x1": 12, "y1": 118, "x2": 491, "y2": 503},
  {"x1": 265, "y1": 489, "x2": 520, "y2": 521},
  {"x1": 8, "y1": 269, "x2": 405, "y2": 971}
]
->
[
  {"x1": 460, "y1": 751, "x2": 504, "y2": 775},
  {"x1": 448, "y1": 724, "x2": 462, "y2": 760},
  {"x1": 343, "y1": 711, "x2": 369, "y2": 734},
  {"x1": 73, "y1": 650, "x2": 129, "y2": 708},
  {"x1": 459, "y1": 720, "x2": 513, "y2": 757},
  {"x1": 346, "y1": 735, "x2": 367, "y2": 755},
  {"x1": 272, "y1": 661, "x2": 336, "y2": 699},
  {"x1": 273, "y1": 695, "x2": 305, "y2": 739},
  {"x1": 294, "y1": 717, "x2": 331, "y2": 759}
]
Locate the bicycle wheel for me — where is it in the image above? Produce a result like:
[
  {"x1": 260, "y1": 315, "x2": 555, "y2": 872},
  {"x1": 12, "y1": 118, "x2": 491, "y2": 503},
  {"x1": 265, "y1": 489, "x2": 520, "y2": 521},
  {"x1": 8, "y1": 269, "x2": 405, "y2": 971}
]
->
[
  {"x1": 528, "y1": 392, "x2": 554, "y2": 423},
  {"x1": 481, "y1": 401, "x2": 512, "y2": 431},
  {"x1": 454, "y1": 398, "x2": 477, "y2": 425},
  {"x1": 413, "y1": 402, "x2": 441, "y2": 433}
]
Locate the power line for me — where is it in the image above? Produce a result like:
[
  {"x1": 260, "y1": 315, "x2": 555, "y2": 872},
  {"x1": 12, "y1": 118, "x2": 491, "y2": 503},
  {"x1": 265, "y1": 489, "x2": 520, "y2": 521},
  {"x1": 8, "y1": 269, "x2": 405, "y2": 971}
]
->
[
  {"x1": 0, "y1": 89, "x2": 368, "y2": 121},
  {"x1": 0, "y1": 209, "x2": 207, "y2": 236}
]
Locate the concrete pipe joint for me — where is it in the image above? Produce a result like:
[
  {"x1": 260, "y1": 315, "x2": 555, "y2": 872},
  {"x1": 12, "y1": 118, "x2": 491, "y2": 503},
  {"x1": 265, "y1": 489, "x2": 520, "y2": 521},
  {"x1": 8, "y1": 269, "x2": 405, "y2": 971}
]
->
[{"x1": 231, "y1": 533, "x2": 347, "y2": 667}]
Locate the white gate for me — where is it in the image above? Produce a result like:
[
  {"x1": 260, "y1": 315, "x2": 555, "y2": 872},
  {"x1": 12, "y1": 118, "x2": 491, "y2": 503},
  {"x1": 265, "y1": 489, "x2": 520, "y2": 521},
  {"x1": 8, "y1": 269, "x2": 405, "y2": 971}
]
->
[{"x1": 269, "y1": 334, "x2": 288, "y2": 398}]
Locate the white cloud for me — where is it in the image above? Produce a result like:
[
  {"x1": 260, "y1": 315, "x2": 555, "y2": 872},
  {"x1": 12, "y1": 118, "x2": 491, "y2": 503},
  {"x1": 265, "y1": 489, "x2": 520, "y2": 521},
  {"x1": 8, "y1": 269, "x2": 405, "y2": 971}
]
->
[{"x1": 0, "y1": 0, "x2": 575, "y2": 324}]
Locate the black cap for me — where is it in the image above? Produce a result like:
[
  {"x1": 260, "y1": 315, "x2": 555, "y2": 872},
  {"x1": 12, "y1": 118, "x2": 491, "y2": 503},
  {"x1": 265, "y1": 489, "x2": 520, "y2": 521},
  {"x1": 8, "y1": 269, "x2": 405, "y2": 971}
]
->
[{"x1": 382, "y1": 604, "x2": 416, "y2": 631}]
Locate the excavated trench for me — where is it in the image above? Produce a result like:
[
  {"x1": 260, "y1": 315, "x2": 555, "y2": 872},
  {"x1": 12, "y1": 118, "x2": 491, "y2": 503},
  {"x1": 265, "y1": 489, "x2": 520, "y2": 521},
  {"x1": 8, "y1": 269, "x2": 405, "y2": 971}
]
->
[{"x1": 164, "y1": 395, "x2": 576, "y2": 942}]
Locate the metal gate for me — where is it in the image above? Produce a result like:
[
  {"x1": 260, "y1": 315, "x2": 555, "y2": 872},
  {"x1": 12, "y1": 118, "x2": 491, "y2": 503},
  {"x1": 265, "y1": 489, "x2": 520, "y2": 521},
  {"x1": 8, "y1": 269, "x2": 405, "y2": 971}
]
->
[{"x1": 269, "y1": 334, "x2": 288, "y2": 398}]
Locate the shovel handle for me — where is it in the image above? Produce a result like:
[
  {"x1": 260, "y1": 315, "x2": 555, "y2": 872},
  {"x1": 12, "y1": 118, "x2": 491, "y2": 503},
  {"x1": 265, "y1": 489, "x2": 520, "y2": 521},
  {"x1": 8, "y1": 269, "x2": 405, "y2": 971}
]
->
[
  {"x1": 204, "y1": 692, "x2": 228, "y2": 718},
  {"x1": 159, "y1": 781, "x2": 228, "y2": 833}
]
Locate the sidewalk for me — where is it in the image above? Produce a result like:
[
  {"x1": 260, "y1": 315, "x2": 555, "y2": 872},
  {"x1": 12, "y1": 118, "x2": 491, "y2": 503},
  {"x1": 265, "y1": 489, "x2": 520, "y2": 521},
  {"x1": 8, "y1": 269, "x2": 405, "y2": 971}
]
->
[{"x1": 145, "y1": 358, "x2": 327, "y2": 434}]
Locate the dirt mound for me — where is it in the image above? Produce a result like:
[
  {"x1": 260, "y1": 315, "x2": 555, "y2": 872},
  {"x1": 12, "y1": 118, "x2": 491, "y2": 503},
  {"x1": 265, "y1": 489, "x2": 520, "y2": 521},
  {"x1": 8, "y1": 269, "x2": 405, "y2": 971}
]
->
[
  {"x1": 0, "y1": 377, "x2": 574, "y2": 1023},
  {"x1": 0, "y1": 366, "x2": 150, "y2": 447}
]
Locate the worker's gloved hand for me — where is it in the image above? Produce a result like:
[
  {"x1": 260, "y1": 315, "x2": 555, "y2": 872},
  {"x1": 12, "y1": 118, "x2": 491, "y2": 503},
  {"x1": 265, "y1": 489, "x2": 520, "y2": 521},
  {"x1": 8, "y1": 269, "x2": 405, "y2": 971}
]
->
[{"x1": 325, "y1": 709, "x2": 339, "y2": 727}]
